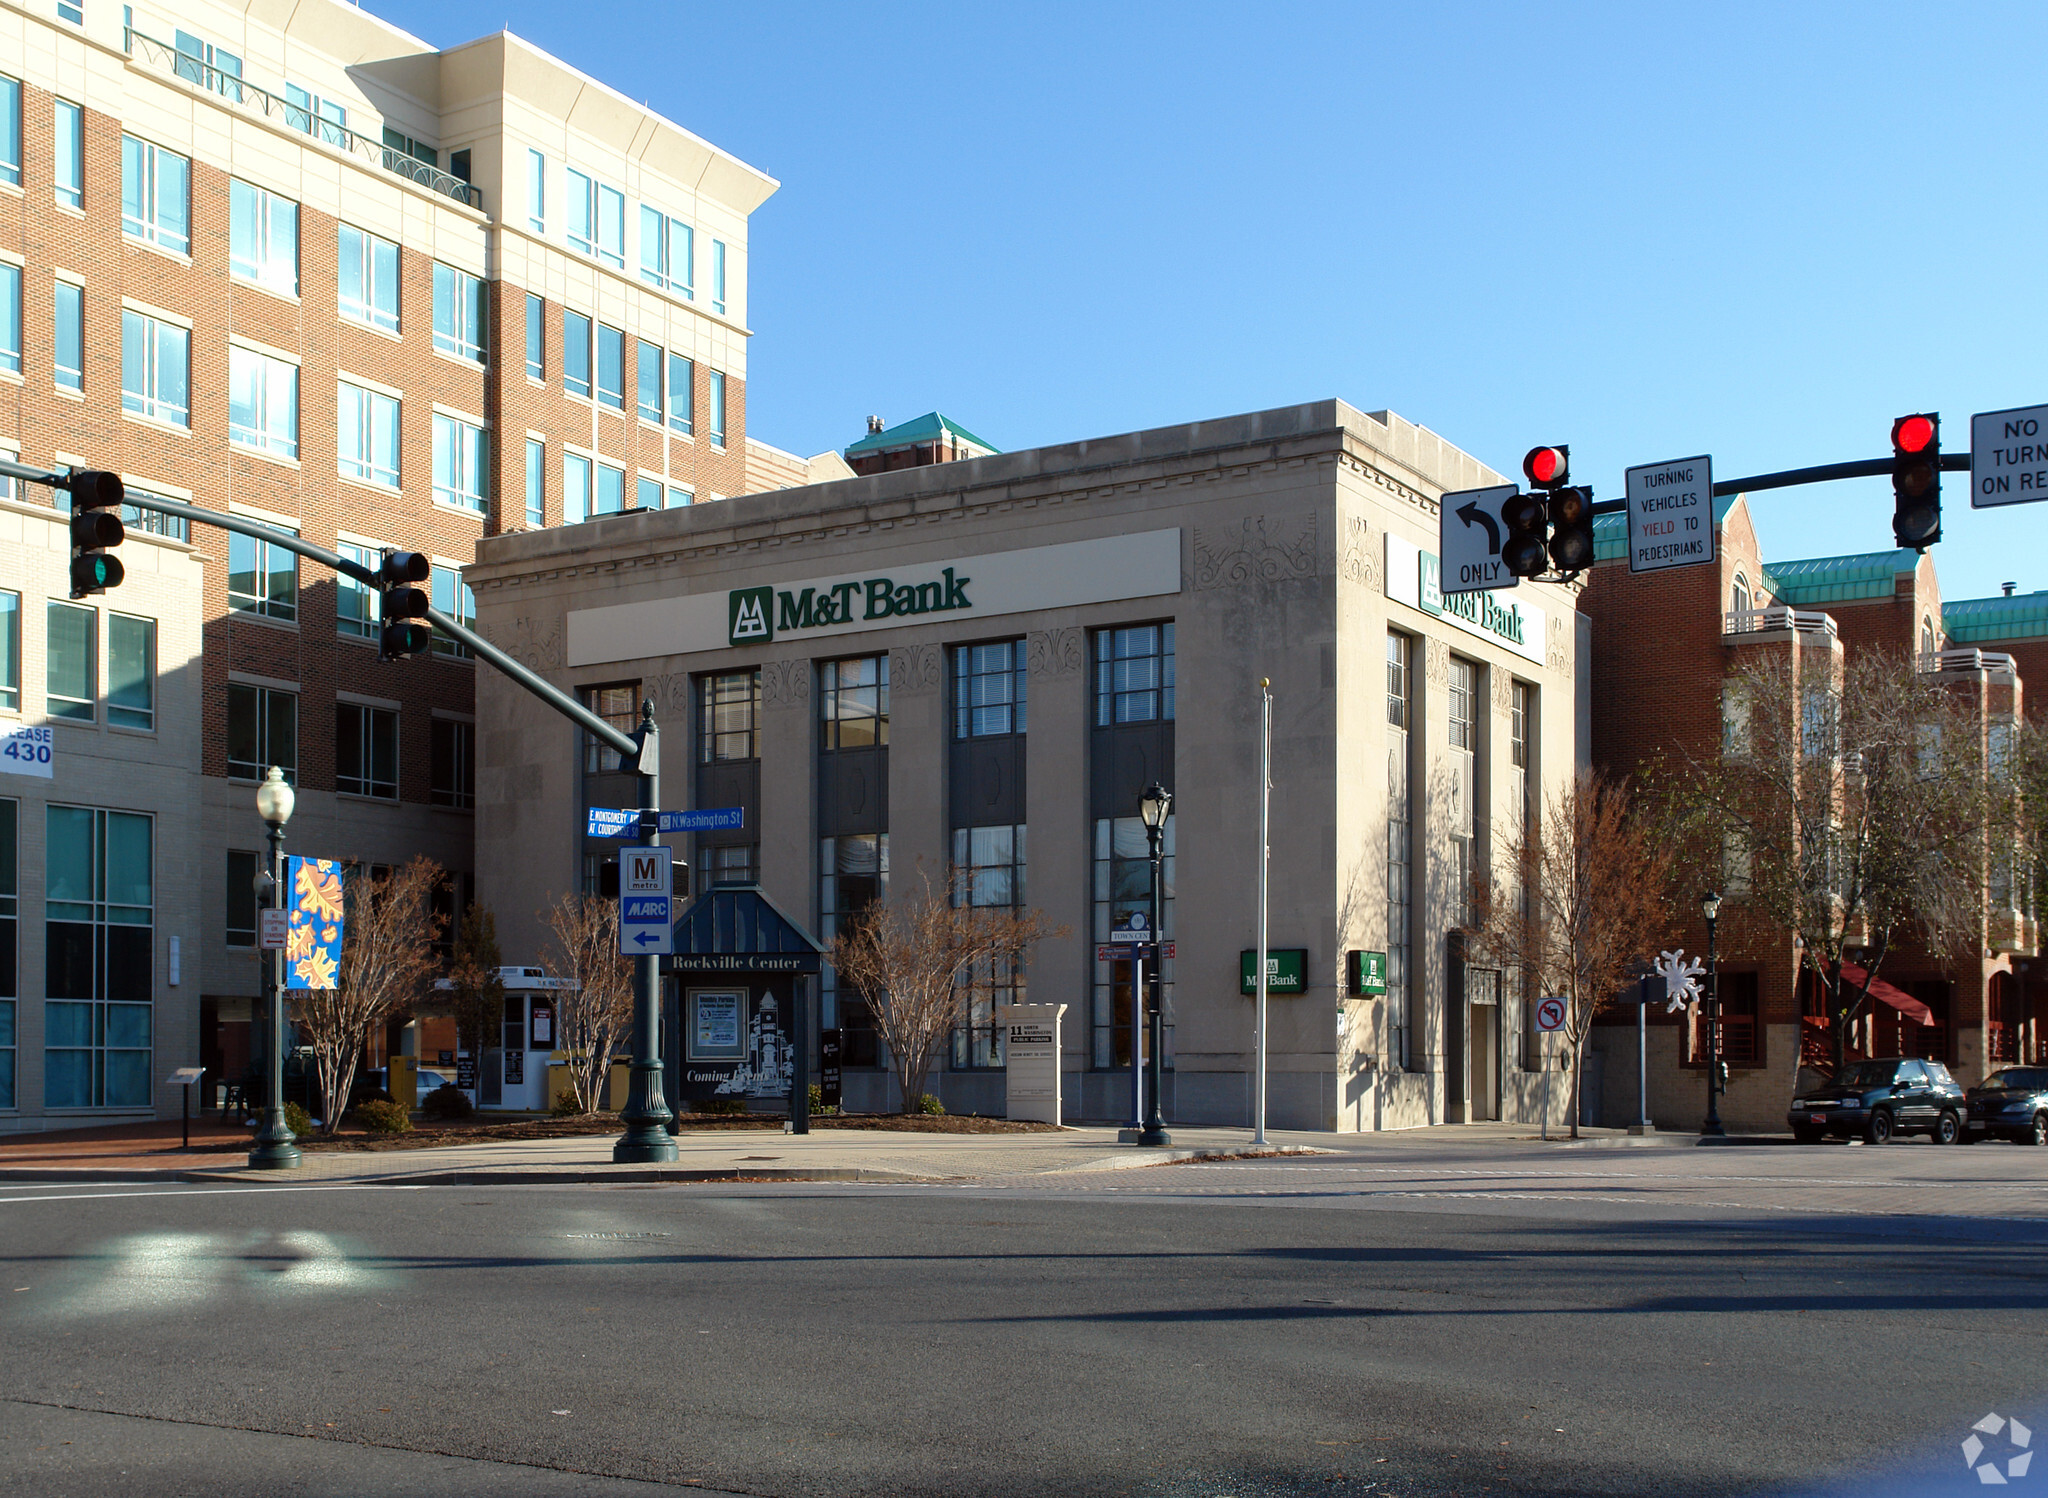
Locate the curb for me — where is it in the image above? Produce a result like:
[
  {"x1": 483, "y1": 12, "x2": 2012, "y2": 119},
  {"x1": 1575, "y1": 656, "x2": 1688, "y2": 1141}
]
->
[{"x1": 1050, "y1": 1144, "x2": 1338, "y2": 1174}]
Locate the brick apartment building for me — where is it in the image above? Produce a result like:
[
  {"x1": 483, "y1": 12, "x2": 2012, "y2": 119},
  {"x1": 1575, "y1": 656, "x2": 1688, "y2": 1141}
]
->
[
  {"x1": 0, "y1": 0, "x2": 782, "y2": 1129},
  {"x1": 1583, "y1": 499, "x2": 2042, "y2": 1132}
]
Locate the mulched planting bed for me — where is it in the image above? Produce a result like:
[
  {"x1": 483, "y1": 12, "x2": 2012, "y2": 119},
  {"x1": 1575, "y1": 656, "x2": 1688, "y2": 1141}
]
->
[{"x1": 288, "y1": 1111, "x2": 1062, "y2": 1152}]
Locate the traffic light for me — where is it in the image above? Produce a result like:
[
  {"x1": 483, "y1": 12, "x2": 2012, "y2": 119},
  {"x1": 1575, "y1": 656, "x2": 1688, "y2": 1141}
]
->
[
  {"x1": 376, "y1": 550, "x2": 432, "y2": 659},
  {"x1": 1501, "y1": 491, "x2": 1550, "y2": 579},
  {"x1": 67, "y1": 470, "x2": 126, "y2": 597},
  {"x1": 1522, "y1": 445, "x2": 1569, "y2": 489},
  {"x1": 1891, "y1": 412, "x2": 1940, "y2": 551},
  {"x1": 1547, "y1": 486, "x2": 1596, "y2": 574}
]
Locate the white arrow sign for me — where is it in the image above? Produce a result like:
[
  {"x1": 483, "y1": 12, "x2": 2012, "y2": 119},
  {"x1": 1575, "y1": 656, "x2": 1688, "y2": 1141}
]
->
[{"x1": 1437, "y1": 483, "x2": 1521, "y2": 595}]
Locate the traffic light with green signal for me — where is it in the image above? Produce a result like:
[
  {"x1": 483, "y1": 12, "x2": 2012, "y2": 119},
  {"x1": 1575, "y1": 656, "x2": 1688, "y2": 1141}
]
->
[
  {"x1": 67, "y1": 470, "x2": 126, "y2": 597},
  {"x1": 376, "y1": 550, "x2": 432, "y2": 659}
]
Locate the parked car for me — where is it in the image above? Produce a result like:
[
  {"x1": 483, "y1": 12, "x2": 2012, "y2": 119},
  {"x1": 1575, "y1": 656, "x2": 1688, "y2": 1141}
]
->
[
  {"x1": 1788, "y1": 1057, "x2": 1967, "y2": 1144},
  {"x1": 1964, "y1": 1067, "x2": 2048, "y2": 1146},
  {"x1": 411, "y1": 1068, "x2": 455, "y2": 1103}
]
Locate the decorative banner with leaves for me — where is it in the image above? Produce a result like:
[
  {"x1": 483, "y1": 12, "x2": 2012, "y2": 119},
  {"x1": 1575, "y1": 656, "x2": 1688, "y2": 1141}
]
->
[{"x1": 284, "y1": 855, "x2": 344, "y2": 991}]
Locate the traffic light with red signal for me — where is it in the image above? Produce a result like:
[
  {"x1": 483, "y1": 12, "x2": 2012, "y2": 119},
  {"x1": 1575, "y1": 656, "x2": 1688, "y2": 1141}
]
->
[
  {"x1": 1509, "y1": 445, "x2": 1594, "y2": 579},
  {"x1": 1891, "y1": 413, "x2": 1940, "y2": 551},
  {"x1": 67, "y1": 470, "x2": 126, "y2": 597}
]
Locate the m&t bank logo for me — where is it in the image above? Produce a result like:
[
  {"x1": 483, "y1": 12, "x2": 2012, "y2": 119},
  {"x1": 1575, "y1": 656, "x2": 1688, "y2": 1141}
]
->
[{"x1": 729, "y1": 587, "x2": 773, "y2": 645}]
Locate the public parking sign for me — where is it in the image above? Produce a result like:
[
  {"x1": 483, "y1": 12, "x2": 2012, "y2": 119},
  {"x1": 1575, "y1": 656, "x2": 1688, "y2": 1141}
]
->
[
  {"x1": 1625, "y1": 455, "x2": 1715, "y2": 573},
  {"x1": 1437, "y1": 483, "x2": 1521, "y2": 595},
  {"x1": 1970, "y1": 403, "x2": 2048, "y2": 508}
]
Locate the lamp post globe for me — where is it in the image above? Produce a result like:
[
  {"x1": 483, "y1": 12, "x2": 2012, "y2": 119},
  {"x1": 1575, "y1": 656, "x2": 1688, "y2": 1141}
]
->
[
  {"x1": 1138, "y1": 783, "x2": 1173, "y2": 1148},
  {"x1": 1700, "y1": 891, "x2": 1725, "y2": 1139},
  {"x1": 249, "y1": 766, "x2": 302, "y2": 1169}
]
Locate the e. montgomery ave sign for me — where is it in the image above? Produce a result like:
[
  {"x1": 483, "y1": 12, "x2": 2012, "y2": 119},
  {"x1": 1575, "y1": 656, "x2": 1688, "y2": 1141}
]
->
[{"x1": 568, "y1": 530, "x2": 1183, "y2": 666}]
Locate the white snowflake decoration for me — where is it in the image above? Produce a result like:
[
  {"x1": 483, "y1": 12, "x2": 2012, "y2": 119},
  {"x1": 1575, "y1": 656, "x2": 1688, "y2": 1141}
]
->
[{"x1": 1658, "y1": 949, "x2": 1705, "y2": 1014}]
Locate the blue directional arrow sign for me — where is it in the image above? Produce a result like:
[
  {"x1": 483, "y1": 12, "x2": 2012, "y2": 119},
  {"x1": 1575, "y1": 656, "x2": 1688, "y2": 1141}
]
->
[{"x1": 619, "y1": 893, "x2": 672, "y2": 954}]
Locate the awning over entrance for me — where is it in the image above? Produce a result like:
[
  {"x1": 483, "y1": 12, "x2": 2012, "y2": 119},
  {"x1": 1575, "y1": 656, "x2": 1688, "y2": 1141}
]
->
[
  {"x1": 1839, "y1": 963, "x2": 1936, "y2": 1026},
  {"x1": 664, "y1": 884, "x2": 824, "y2": 973}
]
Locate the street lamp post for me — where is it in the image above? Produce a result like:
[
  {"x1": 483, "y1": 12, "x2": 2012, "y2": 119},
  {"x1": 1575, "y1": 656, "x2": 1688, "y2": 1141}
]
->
[
  {"x1": 1138, "y1": 783, "x2": 1173, "y2": 1148},
  {"x1": 1700, "y1": 890, "x2": 1725, "y2": 1138},
  {"x1": 249, "y1": 767, "x2": 302, "y2": 1170}
]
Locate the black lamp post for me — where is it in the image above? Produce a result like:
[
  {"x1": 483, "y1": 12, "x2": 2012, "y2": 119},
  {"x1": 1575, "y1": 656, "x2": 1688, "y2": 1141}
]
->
[
  {"x1": 1700, "y1": 890, "x2": 1725, "y2": 1138},
  {"x1": 1138, "y1": 783, "x2": 1173, "y2": 1148},
  {"x1": 249, "y1": 767, "x2": 302, "y2": 1170}
]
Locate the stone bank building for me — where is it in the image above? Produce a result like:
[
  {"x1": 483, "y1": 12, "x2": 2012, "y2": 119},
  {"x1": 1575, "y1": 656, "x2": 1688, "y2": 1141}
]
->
[{"x1": 469, "y1": 402, "x2": 1584, "y2": 1131}]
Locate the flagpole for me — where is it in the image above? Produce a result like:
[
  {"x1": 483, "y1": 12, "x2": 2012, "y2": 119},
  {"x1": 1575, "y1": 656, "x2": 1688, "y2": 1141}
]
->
[{"x1": 1255, "y1": 677, "x2": 1271, "y2": 1147}]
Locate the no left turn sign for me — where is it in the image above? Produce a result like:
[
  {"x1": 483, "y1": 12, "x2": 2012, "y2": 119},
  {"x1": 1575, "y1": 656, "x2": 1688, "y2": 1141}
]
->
[{"x1": 1534, "y1": 997, "x2": 1568, "y2": 1033}]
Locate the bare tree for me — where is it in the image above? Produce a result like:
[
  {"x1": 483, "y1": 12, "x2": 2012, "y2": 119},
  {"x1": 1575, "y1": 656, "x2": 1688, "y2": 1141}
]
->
[
  {"x1": 1651, "y1": 647, "x2": 1998, "y2": 1081},
  {"x1": 541, "y1": 894, "x2": 634, "y2": 1113},
  {"x1": 288, "y1": 856, "x2": 443, "y2": 1135},
  {"x1": 1470, "y1": 770, "x2": 1674, "y2": 1138},
  {"x1": 447, "y1": 903, "x2": 506, "y2": 1101},
  {"x1": 827, "y1": 864, "x2": 1069, "y2": 1113}
]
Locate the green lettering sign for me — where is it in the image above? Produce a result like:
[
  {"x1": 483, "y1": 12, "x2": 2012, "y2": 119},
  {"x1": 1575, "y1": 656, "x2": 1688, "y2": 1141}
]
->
[
  {"x1": 730, "y1": 567, "x2": 973, "y2": 646},
  {"x1": 1348, "y1": 950, "x2": 1387, "y2": 996},
  {"x1": 1240, "y1": 948, "x2": 1308, "y2": 996}
]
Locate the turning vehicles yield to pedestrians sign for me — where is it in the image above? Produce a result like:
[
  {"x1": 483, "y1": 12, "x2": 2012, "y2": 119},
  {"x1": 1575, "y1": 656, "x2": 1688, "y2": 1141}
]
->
[
  {"x1": 1625, "y1": 455, "x2": 1715, "y2": 573},
  {"x1": 1437, "y1": 482, "x2": 1521, "y2": 594}
]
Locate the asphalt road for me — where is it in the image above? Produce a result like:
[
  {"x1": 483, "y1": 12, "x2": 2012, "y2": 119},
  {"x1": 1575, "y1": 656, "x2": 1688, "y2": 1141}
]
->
[{"x1": 3, "y1": 1143, "x2": 2045, "y2": 1498}]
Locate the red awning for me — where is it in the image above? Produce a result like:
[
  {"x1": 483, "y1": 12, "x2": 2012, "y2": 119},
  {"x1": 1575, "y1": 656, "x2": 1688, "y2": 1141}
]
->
[{"x1": 1839, "y1": 963, "x2": 1936, "y2": 1026}]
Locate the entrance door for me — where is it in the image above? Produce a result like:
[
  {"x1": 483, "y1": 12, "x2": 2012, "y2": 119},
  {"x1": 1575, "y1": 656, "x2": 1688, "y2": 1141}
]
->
[{"x1": 1467, "y1": 969, "x2": 1500, "y2": 1122}]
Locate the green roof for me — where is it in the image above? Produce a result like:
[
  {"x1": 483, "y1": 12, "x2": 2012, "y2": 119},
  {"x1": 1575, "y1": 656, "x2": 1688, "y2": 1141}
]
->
[
  {"x1": 1761, "y1": 550, "x2": 1918, "y2": 606},
  {"x1": 844, "y1": 411, "x2": 999, "y2": 457},
  {"x1": 1944, "y1": 591, "x2": 2048, "y2": 643},
  {"x1": 1593, "y1": 494, "x2": 1737, "y2": 564}
]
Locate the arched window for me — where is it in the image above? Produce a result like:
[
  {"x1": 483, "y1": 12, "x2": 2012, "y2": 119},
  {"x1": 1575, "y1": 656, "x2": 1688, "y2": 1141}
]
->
[
  {"x1": 1732, "y1": 573, "x2": 1750, "y2": 624},
  {"x1": 1921, "y1": 616, "x2": 1936, "y2": 660}
]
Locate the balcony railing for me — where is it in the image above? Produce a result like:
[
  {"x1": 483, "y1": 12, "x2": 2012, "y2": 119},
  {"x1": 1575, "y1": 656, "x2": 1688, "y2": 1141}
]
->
[
  {"x1": 1724, "y1": 605, "x2": 1838, "y2": 639},
  {"x1": 1920, "y1": 646, "x2": 2018, "y2": 677},
  {"x1": 124, "y1": 28, "x2": 484, "y2": 211}
]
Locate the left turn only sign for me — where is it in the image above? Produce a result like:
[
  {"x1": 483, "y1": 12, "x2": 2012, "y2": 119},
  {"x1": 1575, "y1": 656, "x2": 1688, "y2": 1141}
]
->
[
  {"x1": 618, "y1": 849, "x2": 673, "y2": 955},
  {"x1": 1437, "y1": 483, "x2": 1520, "y2": 594}
]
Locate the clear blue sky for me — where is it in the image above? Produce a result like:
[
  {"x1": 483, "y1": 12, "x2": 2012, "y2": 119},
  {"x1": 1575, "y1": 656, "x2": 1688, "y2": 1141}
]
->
[{"x1": 384, "y1": 0, "x2": 2046, "y2": 604}]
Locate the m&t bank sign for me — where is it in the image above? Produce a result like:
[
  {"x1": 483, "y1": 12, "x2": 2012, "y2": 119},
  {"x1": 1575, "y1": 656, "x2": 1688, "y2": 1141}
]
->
[
  {"x1": 1384, "y1": 533, "x2": 1545, "y2": 666},
  {"x1": 730, "y1": 567, "x2": 973, "y2": 645}
]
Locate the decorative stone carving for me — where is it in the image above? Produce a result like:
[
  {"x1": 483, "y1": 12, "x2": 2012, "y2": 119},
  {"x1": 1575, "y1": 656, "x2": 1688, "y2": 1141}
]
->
[
  {"x1": 889, "y1": 643, "x2": 944, "y2": 694},
  {"x1": 1338, "y1": 513, "x2": 1379, "y2": 590},
  {"x1": 762, "y1": 658, "x2": 811, "y2": 709},
  {"x1": 1548, "y1": 616, "x2": 1574, "y2": 679},
  {"x1": 1491, "y1": 668, "x2": 1512, "y2": 714},
  {"x1": 1192, "y1": 513, "x2": 1318, "y2": 590},
  {"x1": 1026, "y1": 627, "x2": 1084, "y2": 677},
  {"x1": 494, "y1": 617, "x2": 563, "y2": 671},
  {"x1": 1424, "y1": 637, "x2": 1450, "y2": 687}
]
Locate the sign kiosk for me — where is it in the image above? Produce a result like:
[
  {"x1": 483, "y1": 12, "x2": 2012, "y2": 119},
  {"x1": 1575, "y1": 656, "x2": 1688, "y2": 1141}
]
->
[
  {"x1": 996, "y1": 1003, "x2": 1067, "y2": 1125},
  {"x1": 661, "y1": 884, "x2": 825, "y2": 1132}
]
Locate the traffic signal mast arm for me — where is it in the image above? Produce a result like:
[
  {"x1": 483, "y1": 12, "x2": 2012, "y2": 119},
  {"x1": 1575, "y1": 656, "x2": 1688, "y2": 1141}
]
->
[
  {"x1": 1583, "y1": 451, "x2": 1972, "y2": 516},
  {"x1": 0, "y1": 458, "x2": 644, "y2": 770}
]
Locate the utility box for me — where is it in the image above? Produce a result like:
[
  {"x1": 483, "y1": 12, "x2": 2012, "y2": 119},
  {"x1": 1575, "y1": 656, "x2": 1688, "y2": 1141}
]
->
[
  {"x1": 997, "y1": 1003, "x2": 1066, "y2": 1126},
  {"x1": 389, "y1": 1054, "x2": 417, "y2": 1109}
]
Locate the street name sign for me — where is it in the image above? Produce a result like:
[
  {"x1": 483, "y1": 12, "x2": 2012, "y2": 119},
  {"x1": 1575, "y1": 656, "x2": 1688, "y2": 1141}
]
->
[
  {"x1": 1437, "y1": 483, "x2": 1521, "y2": 594},
  {"x1": 1625, "y1": 455, "x2": 1715, "y2": 573},
  {"x1": 587, "y1": 807, "x2": 641, "y2": 838},
  {"x1": 618, "y1": 849, "x2": 673, "y2": 955},
  {"x1": 657, "y1": 807, "x2": 744, "y2": 834},
  {"x1": 1971, "y1": 403, "x2": 2048, "y2": 508}
]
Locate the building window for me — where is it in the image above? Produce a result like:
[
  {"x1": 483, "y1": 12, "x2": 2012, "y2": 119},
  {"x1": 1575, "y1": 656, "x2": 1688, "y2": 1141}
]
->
[
  {"x1": 173, "y1": 30, "x2": 242, "y2": 98},
  {"x1": 1448, "y1": 656, "x2": 1476, "y2": 750},
  {"x1": 121, "y1": 311, "x2": 190, "y2": 427},
  {"x1": 636, "y1": 475, "x2": 662, "y2": 511},
  {"x1": 1732, "y1": 573, "x2": 1750, "y2": 621},
  {"x1": 1091, "y1": 815, "x2": 1173, "y2": 1071},
  {"x1": 1691, "y1": 971, "x2": 1762, "y2": 1067},
  {"x1": 564, "y1": 452, "x2": 591, "y2": 524},
  {"x1": 430, "y1": 566, "x2": 475, "y2": 659},
  {"x1": 337, "y1": 225, "x2": 400, "y2": 333},
  {"x1": 596, "y1": 324, "x2": 625, "y2": 410},
  {"x1": 432, "y1": 414, "x2": 488, "y2": 515},
  {"x1": 595, "y1": 462, "x2": 625, "y2": 516},
  {"x1": 525, "y1": 294, "x2": 544, "y2": 380},
  {"x1": 639, "y1": 209, "x2": 695, "y2": 296},
  {"x1": 582, "y1": 684, "x2": 640, "y2": 775},
  {"x1": 54, "y1": 99, "x2": 82, "y2": 209},
  {"x1": 377, "y1": 127, "x2": 434, "y2": 168},
  {"x1": 952, "y1": 824, "x2": 1026, "y2": 1069},
  {"x1": 228, "y1": 532, "x2": 298, "y2": 622},
  {"x1": 46, "y1": 602, "x2": 94, "y2": 723},
  {"x1": 432, "y1": 264, "x2": 486, "y2": 363},
  {"x1": 57, "y1": 0, "x2": 81, "y2": 28},
  {"x1": 527, "y1": 147, "x2": 545, "y2": 233},
  {"x1": 339, "y1": 382, "x2": 400, "y2": 488},
  {"x1": 821, "y1": 655, "x2": 889, "y2": 750},
  {"x1": 283, "y1": 83, "x2": 346, "y2": 145},
  {"x1": 820, "y1": 833, "x2": 888, "y2": 1067},
  {"x1": 708, "y1": 370, "x2": 727, "y2": 447},
  {"x1": 637, "y1": 340, "x2": 663, "y2": 423},
  {"x1": 667, "y1": 352, "x2": 694, "y2": 434},
  {"x1": 563, "y1": 311, "x2": 592, "y2": 399},
  {"x1": 228, "y1": 179, "x2": 298, "y2": 295},
  {"x1": 1094, "y1": 623, "x2": 1175, "y2": 726},
  {"x1": 954, "y1": 640, "x2": 1026, "y2": 738},
  {"x1": 45, "y1": 806, "x2": 153, "y2": 1109},
  {"x1": 0, "y1": 74, "x2": 18, "y2": 187},
  {"x1": 699, "y1": 670, "x2": 760, "y2": 762},
  {"x1": 1387, "y1": 630, "x2": 1413, "y2": 1070},
  {"x1": 336, "y1": 703, "x2": 398, "y2": 799},
  {"x1": 667, "y1": 485, "x2": 693, "y2": 509},
  {"x1": 225, "y1": 848, "x2": 257, "y2": 948},
  {"x1": 431, "y1": 718, "x2": 474, "y2": 809},
  {"x1": 1387, "y1": 632, "x2": 1411, "y2": 729},
  {"x1": 117, "y1": 491, "x2": 186, "y2": 543},
  {"x1": 120, "y1": 135, "x2": 190, "y2": 253},
  {"x1": 0, "y1": 799, "x2": 11, "y2": 1109},
  {"x1": 226, "y1": 684, "x2": 296, "y2": 782},
  {"x1": 0, "y1": 265, "x2": 21, "y2": 376},
  {"x1": 54, "y1": 281, "x2": 82, "y2": 392},
  {"x1": 337, "y1": 542, "x2": 379, "y2": 640},
  {"x1": 0, "y1": 592, "x2": 18, "y2": 711},
  {"x1": 697, "y1": 843, "x2": 757, "y2": 896},
  {"x1": 566, "y1": 170, "x2": 625, "y2": 267},
  {"x1": 525, "y1": 440, "x2": 545, "y2": 528},
  {"x1": 712, "y1": 239, "x2": 727, "y2": 316},
  {"x1": 107, "y1": 614, "x2": 153, "y2": 731},
  {"x1": 1510, "y1": 680, "x2": 1531, "y2": 770},
  {"x1": 228, "y1": 347, "x2": 299, "y2": 459}
]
